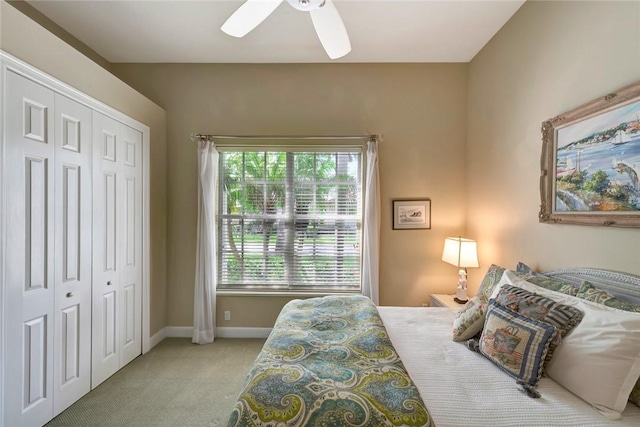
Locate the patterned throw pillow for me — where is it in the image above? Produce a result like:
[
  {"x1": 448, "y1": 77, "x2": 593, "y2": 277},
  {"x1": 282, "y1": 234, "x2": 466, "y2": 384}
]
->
[
  {"x1": 452, "y1": 295, "x2": 487, "y2": 342},
  {"x1": 494, "y1": 285, "x2": 584, "y2": 365},
  {"x1": 522, "y1": 275, "x2": 579, "y2": 296},
  {"x1": 575, "y1": 281, "x2": 640, "y2": 407},
  {"x1": 478, "y1": 300, "x2": 558, "y2": 395},
  {"x1": 515, "y1": 262, "x2": 537, "y2": 276},
  {"x1": 576, "y1": 282, "x2": 640, "y2": 313},
  {"x1": 478, "y1": 264, "x2": 506, "y2": 300}
]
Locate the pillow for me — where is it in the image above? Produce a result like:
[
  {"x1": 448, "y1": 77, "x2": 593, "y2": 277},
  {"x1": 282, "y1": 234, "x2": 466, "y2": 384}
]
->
[
  {"x1": 515, "y1": 261, "x2": 541, "y2": 276},
  {"x1": 477, "y1": 264, "x2": 506, "y2": 300},
  {"x1": 478, "y1": 300, "x2": 557, "y2": 395},
  {"x1": 575, "y1": 281, "x2": 640, "y2": 408},
  {"x1": 514, "y1": 262, "x2": 579, "y2": 296},
  {"x1": 494, "y1": 271, "x2": 640, "y2": 420},
  {"x1": 576, "y1": 281, "x2": 640, "y2": 313},
  {"x1": 452, "y1": 295, "x2": 487, "y2": 342},
  {"x1": 493, "y1": 284, "x2": 583, "y2": 364},
  {"x1": 521, "y1": 275, "x2": 579, "y2": 296}
]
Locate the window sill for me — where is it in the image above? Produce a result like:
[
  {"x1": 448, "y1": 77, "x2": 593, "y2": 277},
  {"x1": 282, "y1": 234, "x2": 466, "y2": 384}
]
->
[{"x1": 216, "y1": 290, "x2": 362, "y2": 297}]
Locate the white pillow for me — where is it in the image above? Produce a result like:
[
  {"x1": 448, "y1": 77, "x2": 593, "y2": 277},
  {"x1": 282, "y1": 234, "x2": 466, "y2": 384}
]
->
[{"x1": 492, "y1": 270, "x2": 640, "y2": 420}]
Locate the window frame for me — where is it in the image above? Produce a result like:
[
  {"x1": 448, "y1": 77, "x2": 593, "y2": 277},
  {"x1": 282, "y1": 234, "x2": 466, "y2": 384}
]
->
[{"x1": 215, "y1": 141, "x2": 367, "y2": 295}]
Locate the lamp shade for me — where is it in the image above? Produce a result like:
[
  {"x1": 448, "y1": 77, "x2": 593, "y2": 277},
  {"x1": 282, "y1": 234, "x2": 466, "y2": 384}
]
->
[{"x1": 441, "y1": 237, "x2": 479, "y2": 268}]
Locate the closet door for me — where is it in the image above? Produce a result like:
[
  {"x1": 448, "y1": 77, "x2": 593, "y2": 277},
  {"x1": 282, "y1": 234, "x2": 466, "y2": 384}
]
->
[
  {"x1": 91, "y1": 113, "x2": 143, "y2": 387},
  {"x1": 119, "y1": 125, "x2": 143, "y2": 366},
  {"x1": 4, "y1": 71, "x2": 55, "y2": 427},
  {"x1": 52, "y1": 94, "x2": 92, "y2": 415},
  {"x1": 91, "y1": 111, "x2": 122, "y2": 387}
]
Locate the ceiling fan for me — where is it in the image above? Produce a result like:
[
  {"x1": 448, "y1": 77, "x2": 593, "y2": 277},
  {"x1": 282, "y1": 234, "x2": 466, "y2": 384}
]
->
[{"x1": 221, "y1": 0, "x2": 351, "y2": 59}]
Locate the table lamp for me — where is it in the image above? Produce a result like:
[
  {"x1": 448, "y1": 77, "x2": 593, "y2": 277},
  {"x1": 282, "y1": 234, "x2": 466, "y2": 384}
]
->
[{"x1": 441, "y1": 237, "x2": 479, "y2": 304}]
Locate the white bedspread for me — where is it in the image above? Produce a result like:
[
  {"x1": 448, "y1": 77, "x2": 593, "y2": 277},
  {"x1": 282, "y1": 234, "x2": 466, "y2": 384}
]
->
[{"x1": 378, "y1": 307, "x2": 640, "y2": 427}]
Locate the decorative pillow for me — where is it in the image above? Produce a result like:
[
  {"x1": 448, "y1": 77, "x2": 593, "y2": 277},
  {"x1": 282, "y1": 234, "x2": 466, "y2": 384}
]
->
[
  {"x1": 575, "y1": 281, "x2": 640, "y2": 408},
  {"x1": 494, "y1": 285, "x2": 583, "y2": 364},
  {"x1": 478, "y1": 300, "x2": 557, "y2": 396},
  {"x1": 496, "y1": 271, "x2": 640, "y2": 420},
  {"x1": 477, "y1": 264, "x2": 506, "y2": 300},
  {"x1": 452, "y1": 295, "x2": 487, "y2": 342},
  {"x1": 515, "y1": 261, "x2": 541, "y2": 276},
  {"x1": 576, "y1": 281, "x2": 640, "y2": 313},
  {"x1": 521, "y1": 275, "x2": 579, "y2": 296}
]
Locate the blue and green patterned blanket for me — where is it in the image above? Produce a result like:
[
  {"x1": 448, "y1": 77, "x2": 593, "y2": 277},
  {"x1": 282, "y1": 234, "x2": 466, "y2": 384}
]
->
[{"x1": 227, "y1": 295, "x2": 434, "y2": 426}]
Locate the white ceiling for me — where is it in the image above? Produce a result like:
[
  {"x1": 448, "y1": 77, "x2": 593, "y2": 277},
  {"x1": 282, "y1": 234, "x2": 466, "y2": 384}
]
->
[{"x1": 26, "y1": 0, "x2": 525, "y2": 63}]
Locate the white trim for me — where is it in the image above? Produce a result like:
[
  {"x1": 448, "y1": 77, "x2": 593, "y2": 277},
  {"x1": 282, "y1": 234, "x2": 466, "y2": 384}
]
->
[
  {"x1": 149, "y1": 328, "x2": 168, "y2": 349},
  {"x1": 216, "y1": 327, "x2": 272, "y2": 339},
  {"x1": 161, "y1": 326, "x2": 272, "y2": 340},
  {"x1": 142, "y1": 121, "x2": 151, "y2": 354},
  {"x1": 0, "y1": 49, "x2": 6, "y2": 427}
]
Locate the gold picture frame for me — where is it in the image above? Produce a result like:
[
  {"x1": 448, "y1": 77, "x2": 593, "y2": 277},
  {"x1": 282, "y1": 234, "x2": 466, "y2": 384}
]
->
[{"x1": 540, "y1": 81, "x2": 640, "y2": 227}]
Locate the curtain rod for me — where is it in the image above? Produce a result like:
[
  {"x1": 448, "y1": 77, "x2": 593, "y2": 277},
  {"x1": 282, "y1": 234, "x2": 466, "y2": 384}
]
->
[{"x1": 192, "y1": 134, "x2": 381, "y2": 141}]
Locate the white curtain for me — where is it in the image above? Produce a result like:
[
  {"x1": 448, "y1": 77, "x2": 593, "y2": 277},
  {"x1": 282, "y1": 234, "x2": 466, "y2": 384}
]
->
[
  {"x1": 193, "y1": 137, "x2": 219, "y2": 344},
  {"x1": 362, "y1": 138, "x2": 380, "y2": 305}
]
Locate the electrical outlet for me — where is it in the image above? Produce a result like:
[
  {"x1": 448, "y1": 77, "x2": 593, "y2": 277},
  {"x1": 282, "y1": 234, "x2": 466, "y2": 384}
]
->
[{"x1": 224, "y1": 310, "x2": 231, "y2": 321}]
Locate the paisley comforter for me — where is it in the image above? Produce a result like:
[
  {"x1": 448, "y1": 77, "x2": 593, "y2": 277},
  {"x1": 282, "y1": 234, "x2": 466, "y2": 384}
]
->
[{"x1": 227, "y1": 295, "x2": 434, "y2": 427}]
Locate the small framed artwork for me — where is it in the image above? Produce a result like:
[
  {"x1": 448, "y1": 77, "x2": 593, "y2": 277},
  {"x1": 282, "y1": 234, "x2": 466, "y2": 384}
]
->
[
  {"x1": 540, "y1": 80, "x2": 640, "y2": 227},
  {"x1": 392, "y1": 199, "x2": 431, "y2": 230}
]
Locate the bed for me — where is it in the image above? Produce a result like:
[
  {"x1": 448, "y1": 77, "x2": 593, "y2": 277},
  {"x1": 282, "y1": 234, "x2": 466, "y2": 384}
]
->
[{"x1": 227, "y1": 267, "x2": 640, "y2": 426}]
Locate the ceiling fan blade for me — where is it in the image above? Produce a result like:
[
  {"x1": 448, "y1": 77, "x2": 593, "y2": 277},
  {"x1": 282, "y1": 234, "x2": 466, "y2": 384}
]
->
[
  {"x1": 221, "y1": 0, "x2": 284, "y2": 38},
  {"x1": 309, "y1": 0, "x2": 351, "y2": 59}
]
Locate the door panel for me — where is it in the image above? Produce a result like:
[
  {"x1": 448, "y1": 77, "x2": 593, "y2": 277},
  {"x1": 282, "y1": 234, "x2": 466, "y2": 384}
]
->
[
  {"x1": 91, "y1": 111, "x2": 122, "y2": 388},
  {"x1": 24, "y1": 155, "x2": 49, "y2": 291},
  {"x1": 119, "y1": 125, "x2": 142, "y2": 366},
  {"x1": 60, "y1": 305, "x2": 80, "y2": 382},
  {"x1": 53, "y1": 94, "x2": 92, "y2": 415},
  {"x1": 4, "y1": 71, "x2": 55, "y2": 427}
]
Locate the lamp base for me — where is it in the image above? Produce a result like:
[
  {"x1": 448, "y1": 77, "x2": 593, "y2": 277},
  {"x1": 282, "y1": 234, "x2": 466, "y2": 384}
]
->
[{"x1": 454, "y1": 297, "x2": 468, "y2": 305}]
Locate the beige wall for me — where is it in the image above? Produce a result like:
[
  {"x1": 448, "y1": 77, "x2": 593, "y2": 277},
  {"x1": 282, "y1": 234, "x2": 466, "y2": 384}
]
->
[
  {"x1": 466, "y1": 0, "x2": 640, "y2": 294},
  {"x1": 1, "y1": 1, "x2": 169, "y2": 335},
  {"x1": 111, "y1": 63, "x2": 469, "y2": 327}
]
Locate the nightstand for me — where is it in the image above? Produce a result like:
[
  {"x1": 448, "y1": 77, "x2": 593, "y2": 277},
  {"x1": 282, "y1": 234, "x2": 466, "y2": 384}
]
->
[{"x1": 430, "y1": 294, "x2": 465, "y2": 308}]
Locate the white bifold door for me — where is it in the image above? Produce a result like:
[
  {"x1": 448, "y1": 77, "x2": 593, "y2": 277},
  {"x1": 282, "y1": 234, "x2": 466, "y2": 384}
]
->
[
  {"x1": 4, "y1": 72, "x2": 93, "y2": 425},
  {"x1": 2, "y1": 69, "x2": 144, "y2": 427},
  {"x1": 52, "y1": 94, "x2": 93, "y2": 415},
  {"x1": 91, "y1": 111, "x2": 143, "y2": 388}
]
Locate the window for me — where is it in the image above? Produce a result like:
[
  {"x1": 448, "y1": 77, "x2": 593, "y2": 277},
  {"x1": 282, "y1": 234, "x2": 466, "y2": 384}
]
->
[{"x1": 217, "y1": 147, "x2": 363, "y2": 292}]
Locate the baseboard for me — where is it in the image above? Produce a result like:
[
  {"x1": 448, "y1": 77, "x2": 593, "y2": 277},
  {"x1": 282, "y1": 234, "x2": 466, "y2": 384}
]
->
[
  {"x1": 156, "y1": 326, "x2": 272, "y2": 341},
  {"x1": 216, "y1": 327, "x2": 272, "y2": 338},
  {"x1": 148, "y1": 328, "x2": 168, "y2": 350}
]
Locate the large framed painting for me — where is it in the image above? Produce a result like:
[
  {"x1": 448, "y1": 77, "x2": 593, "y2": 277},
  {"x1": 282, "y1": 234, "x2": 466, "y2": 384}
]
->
[{"x1": 540, "y1": 81, "x2": 640, "y2": 227}]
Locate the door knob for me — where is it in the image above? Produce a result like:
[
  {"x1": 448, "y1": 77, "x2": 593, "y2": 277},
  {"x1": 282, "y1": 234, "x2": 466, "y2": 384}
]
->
[
  {"x1": 66, "y1": 292, "x2": 73, "y2": 298},
  {"x1": 107, "y1": 281, "x2": 113, "y2": 286}
]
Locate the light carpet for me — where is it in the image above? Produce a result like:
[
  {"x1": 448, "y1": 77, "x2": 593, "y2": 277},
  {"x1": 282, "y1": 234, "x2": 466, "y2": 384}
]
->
[{"x1": 46, "y1": 338, "x2": 265, "y2": 427}]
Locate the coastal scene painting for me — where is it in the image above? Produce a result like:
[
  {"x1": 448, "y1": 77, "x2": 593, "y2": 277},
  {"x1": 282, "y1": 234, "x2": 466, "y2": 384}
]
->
[{"x1": 555, "y1": 98, "x2": 640, "y2": 213}]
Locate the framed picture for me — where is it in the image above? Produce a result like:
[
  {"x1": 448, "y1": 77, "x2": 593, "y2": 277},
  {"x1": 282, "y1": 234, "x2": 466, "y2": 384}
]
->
[
  {"x1": 540, "y1": 80, "x2": 640, "y2": 227},
  {"x1": 393, "y1": 199, "x2": 431, "y2": 230}
]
